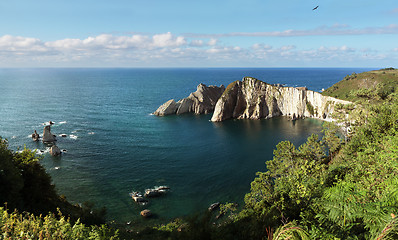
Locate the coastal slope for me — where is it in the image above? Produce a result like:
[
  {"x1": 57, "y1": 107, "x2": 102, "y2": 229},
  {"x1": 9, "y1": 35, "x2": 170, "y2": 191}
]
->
[{"x1": 210, "y1": 77, "x2": 351, "y2": 122}]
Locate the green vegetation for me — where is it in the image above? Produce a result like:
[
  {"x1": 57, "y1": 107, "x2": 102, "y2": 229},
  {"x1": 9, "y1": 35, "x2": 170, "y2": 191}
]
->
[
  {"x1": 306, "y1": 101, "x2": 315, "y2": 115},
  {"x1": 322, "y1": 68, "x2": 398, "y2": 102},
  {"x1": 0, "y1": 207, "x2": 118, "y2": 239}
]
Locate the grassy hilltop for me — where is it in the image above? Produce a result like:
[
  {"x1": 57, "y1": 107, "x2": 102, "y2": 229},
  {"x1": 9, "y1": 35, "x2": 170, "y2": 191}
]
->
[{"x1": 322, "y1": 68, "x2": 398, "y2": 102}]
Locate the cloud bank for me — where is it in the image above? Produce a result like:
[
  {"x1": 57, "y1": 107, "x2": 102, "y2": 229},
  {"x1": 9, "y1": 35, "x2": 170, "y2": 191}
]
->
[{"x1": 0, "y1": 25, "x2": 396, "y2": 67}]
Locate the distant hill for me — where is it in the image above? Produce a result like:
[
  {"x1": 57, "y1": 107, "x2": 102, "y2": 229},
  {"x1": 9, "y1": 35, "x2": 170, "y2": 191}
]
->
[{"x1": 322, "y1": 68, "x2": 398, "y2": 102}]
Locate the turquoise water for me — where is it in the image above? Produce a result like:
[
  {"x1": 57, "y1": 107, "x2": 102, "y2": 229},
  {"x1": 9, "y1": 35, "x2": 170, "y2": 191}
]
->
[{"x1": 0, "y1": 68, "x2": 372, "y2": 225}]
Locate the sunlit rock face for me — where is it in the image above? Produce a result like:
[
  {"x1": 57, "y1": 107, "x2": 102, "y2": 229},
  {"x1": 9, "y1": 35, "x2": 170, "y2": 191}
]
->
[
  {"x1": 153, "y1": 83, "x2": 225, "y2": 116},
  {"x1": 211, "y1": 77, "x2": 351, "y2": 122}
]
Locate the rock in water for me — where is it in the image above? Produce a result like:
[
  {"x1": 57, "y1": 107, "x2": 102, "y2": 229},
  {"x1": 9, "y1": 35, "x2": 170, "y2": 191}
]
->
[
  {"x1": 153, "y1": 84, "x2": 225, "y2": 116},
  {"x1": 211, "y1": 77, "x2": 351, "y2": 122},
  {"x1": 31, "y1": 130, "x2": 40, "y2": 141},
  {"x1": 153, "y1": 99, "x2": 178, "y2": 116},
  {"x1": 50, "y1": 145, "x2": 61, "y2": 156},
  {"x1": 208, "y1": 202, "x2": 220, "y2": 212},
  {"x1": 140, "y1": 209, "x2": 152, "y2": 218},
  {"x1": 42, "y1": 125, "x2": 56, "y2": 142}
]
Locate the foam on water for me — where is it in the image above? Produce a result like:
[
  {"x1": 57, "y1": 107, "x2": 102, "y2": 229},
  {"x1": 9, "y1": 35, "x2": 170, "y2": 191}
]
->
[{"x1": 69, "y1": 135, "x2": 78, "y2": 140}]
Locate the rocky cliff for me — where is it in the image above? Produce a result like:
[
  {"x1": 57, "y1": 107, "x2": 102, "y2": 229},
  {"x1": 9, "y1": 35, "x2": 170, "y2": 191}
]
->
[
  {"x1": 153, "y1": 83, "x2": 225, "y2": 116},
  {"x1": 211, "y1": 77, "x2": 351, "y2": 122}
]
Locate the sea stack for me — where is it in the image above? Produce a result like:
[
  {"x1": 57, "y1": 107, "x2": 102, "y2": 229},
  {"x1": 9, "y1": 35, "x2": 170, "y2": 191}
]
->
[
  {"x1": 31, "y1": 130, "x2": 40, "y2": 141},
  {"x1": 153, "y1": 83, "x2": 225, "y2": 116},
  {"x1": 42, "y1": 125, "x2": 56, "y2": 142}
]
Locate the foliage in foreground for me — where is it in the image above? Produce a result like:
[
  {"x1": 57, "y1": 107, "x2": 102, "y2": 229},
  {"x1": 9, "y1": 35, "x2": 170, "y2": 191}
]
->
[
  {"x1": 0, "y1": 207, "x2": 118, "y2": 240},
  {"x1": 0, "y1": 138, "x2": 106, "y2": 226}
]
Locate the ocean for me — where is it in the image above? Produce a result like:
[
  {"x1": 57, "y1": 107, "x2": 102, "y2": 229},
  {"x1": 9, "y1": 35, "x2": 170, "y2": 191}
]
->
[{"x1": 0, "y1": 68, "x2": 372, "y2": 226}]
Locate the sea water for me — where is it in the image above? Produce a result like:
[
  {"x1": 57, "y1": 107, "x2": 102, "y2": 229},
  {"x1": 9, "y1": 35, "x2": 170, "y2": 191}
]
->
[{"x1": 0, "y1": 68, "x2": 372, "y2": 225}]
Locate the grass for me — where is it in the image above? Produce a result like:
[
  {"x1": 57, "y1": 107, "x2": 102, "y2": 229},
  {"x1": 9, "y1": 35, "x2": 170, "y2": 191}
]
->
[{"x1": 322, "y1": 68, "x2": 398, "y2": 102}]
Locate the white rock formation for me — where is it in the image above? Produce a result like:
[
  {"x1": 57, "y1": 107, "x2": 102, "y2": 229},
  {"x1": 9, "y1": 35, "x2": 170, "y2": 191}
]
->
[
  {"x1": 153, "y1": 84, "x2": 225, "y2": 116},
  {"x1": 42, "y1": 125, "x2": 56, "y2": 142},
  {"x1": 211, "y1": 77, "x2": 351, "y2": 122},
  {"x1": 153, "y1": 99, "x2": 179, "y2": 116}
]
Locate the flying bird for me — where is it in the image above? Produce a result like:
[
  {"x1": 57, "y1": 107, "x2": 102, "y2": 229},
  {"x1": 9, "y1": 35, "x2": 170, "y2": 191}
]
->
[{"x1": 312, "y1": 5, "x2": 319, "y2": 10}]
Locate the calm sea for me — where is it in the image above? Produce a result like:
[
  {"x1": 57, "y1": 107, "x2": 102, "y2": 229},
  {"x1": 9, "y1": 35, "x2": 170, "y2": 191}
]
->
[{"x1": 0, "y1": 68, "x2": 372, "y2": 225}]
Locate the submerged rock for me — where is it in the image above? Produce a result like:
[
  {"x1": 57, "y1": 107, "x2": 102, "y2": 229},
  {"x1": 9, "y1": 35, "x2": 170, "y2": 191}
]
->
[
  {"x1": 208, "y1": 202, "x2": 220, "y2": 212},
  {"x1": 153, "y1": 84, "x2": 225, "y2": 116},
  {"x1": 42, "y1": 125, "x2": 56, "y2": 142},
  {"x1": 130, "y1": 192, "x2": 148, "y2": 205},
  {"x1": 144, "y1": 189, "x2": 162, "y2": 198}
]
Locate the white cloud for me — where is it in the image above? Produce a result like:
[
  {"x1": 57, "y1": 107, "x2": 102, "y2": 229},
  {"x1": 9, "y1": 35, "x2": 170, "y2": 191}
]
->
[
  {"x1": 190, "y1": 40, "x2": 204, "y2": 47},
  {"x1": 0, "y1": 32, "x2": 395, "y2": 67},
  {"x1": 207, "y1": 39, "x2": 217, "y2": 46},
  {"x1": 152, "y1": 32, "x2": 186, "y2": 48},
  {"x1": 0, "y1": 35, "x2": 47, "y2": 52}
]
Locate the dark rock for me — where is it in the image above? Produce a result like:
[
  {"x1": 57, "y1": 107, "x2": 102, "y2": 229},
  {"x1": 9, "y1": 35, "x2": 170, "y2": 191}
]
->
[
  {"x1": 43, "y1": 125, "x2": 56, "y2": 142},
  {"x1": 208, "y1": 202, "x2": 220, "y2": 212},
  {"x1": 50, "y1": 145, "x2": 61, "y2": 156},
  {"x1": 31, "y1": 130, "x2": 40, "y2": 141}
]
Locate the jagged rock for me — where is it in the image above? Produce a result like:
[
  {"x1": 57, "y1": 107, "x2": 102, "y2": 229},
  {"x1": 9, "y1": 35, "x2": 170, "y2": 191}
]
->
[
  {"x1": 176, "y1": 98, "x2": 193, "y2": 114},
  {"x1": 153, "y1": 84, "x2": 225, "y2": 116},
  {"x1": 130, "y1": 192, "x2": 148, "y2": 205},
  {"x1": 140, "y1": 209, "x2": 152, "y2": 218},
  {"x1": 211, "y1": 77, "x2": 351, "y2": 122},
  {"x1": 42, "y1": 125, "x2": 56, "y2": 142},
  {"x1": 31, "y1": 130, "x2": 40, "y2": 141},
  {"x1": 153, "y1": 99, "x2": 179, "y2": 116},
  {"x1": 144, "y1": 189, "x2": 162, "y2": 197},
  {"x1": 50, "y1": 145, "x2": 61, "y2": 156}
]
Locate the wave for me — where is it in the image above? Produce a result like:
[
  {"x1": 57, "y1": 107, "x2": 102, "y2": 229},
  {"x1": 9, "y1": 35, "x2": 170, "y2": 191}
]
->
[{"x1": 70, "y1": 135, "x2": 78, "y2": 140}]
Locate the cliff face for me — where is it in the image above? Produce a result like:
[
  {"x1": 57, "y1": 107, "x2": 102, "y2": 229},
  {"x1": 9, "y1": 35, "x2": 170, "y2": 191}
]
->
[
  {"x1": 154, "y1": 83, "x2": 225, "y2": 116},
  {"x1": 211, "y1": 77, "x2": 351, "y2": 122}
]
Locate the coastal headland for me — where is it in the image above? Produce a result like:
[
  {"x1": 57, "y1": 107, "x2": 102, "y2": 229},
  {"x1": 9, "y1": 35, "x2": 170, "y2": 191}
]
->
[{"x1": 154, "y1": 76, "x2": 351, "y2": 122}]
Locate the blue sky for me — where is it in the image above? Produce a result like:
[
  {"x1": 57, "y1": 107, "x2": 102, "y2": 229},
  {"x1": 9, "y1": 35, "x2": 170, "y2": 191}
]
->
[{"x1": 0, "y1": 0, "x2": 397, "y2": 67}]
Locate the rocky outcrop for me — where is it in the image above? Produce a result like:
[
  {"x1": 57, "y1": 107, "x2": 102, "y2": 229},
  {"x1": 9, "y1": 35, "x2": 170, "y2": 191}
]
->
[
  {"x1": 50, "y1": 145, "x2": 61, "y2": 156},
  {"x1": 42, "y1": 125, "x2": 56, "y2": 142},
  {"x1": 140, "y1": 209, "x2": 152, "y2": 218},
  {"x1": 211, "y1": 77, "x2": 351, "y2": 122},
  {"x1": 31, "y1": 130, "x2": 40, "y2": 141},
  {"x1": 153, "y1": 84, "x2": 225, "y2": 116}
]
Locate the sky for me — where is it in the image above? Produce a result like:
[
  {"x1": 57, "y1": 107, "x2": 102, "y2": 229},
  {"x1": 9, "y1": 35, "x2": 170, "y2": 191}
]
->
[{"x1": 0, "y1": 0, "x2": 397, "y2": 68}]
